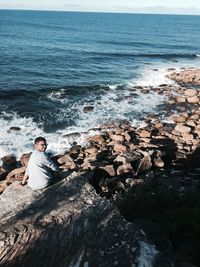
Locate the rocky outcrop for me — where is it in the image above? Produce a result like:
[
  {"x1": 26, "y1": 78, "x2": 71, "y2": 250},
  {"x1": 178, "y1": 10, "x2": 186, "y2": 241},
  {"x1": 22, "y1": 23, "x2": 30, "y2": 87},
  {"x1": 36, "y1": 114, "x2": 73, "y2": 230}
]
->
[
  {"x1": 1, "y1": 68, "x2": 200, "y2": 266},
  {"x1": 0, "y1": 172, "x2": 152, "y2": 267},
  {"x1": 168, "y1": 69, "x2": 200, "y2": 85}
]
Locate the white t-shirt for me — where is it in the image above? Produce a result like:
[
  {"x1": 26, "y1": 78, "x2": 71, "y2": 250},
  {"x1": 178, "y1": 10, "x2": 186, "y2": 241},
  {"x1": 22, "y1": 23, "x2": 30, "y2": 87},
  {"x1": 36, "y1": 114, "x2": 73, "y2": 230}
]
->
[{"x1": 25, "y1": 150, "x2": 59, "y2": 190}]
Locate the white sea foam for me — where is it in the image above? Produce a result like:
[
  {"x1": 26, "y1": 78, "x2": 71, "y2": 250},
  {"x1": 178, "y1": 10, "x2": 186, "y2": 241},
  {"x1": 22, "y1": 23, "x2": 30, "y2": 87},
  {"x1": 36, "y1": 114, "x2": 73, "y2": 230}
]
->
[
  {"x1": 130, "y1": 59, "x2": 200, "y2": 87},
  {"x1": 47, "y1": 88, "x2": 69, "y2": 103},
  {"x1": 0, "y1": 86, "x2": 165, "y2": 159},
  {"x1": 2, "y1": 60, "x2": 198, "y2": 159}
]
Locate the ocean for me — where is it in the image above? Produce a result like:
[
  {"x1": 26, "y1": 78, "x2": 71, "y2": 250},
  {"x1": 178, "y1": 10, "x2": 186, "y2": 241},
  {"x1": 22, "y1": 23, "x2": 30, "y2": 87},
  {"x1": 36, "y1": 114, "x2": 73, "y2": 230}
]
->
[{"x1": 0, "y1": 10, "x2": 200, "y2": 157}]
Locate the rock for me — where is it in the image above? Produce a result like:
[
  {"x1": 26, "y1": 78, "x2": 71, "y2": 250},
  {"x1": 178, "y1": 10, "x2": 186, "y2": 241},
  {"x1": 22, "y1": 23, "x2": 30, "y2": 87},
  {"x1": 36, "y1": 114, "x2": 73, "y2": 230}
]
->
[
  {"x1": 139, "y1": 130, "x2": 151, "y2": 138},
  {"x1": 6, "y1": 166, "x2": 26, "y2": 181},
  {"x1": 141, "y1": 89, "x2": 150, "y2": 94},
  {"x1": 186, "y1": 96, "x2": 199, "y2": 104},
  {"x1": 113, "y1": 143, "x2": 127, "y2": 153},
  {"x1": 58, "y1": 154, "x2": 74, "y2": 164},
  {"x1": 114, "y1": 155, "x2": 127, "y2": 165},
  {"x1": 122, "y1": 132, "x2": 131, "y2": 142},
  {"x1": 125, "y1": 178, "x2": 144, "y2": 187},
  {"x1": 85, "y1": 147, "x2": 98, "y2": 155},
  {"x1": 1, "y1": 155, "x2": 17, "y2": 172},
  {"x1": 83, "y1": 106, "x2": 94, "y2": 112},
  {"x1": 87, "y1": 135, "x2": 105, "y2": 145},
  {"x1": 9, "y1": 126, "x2": 21, "y2": 131},
  {"x1": 169, "y1": 69, "x2": 200, "y2": 85},
  {"x1": 20, "y1": 152, "x2": 32, "y2": 167},
  {"x1": 184, "y1": 89, "x2": 198, "y2": 97},
  {"x1": 175, "y1": 96, "x2": 186, "y2": 103},
  {"x1": 60, "y1": 161, "x2": 77, "y2": 170},
  {"x1": 100, "y1": 165, "x2": 116, "y2": 177},
  {"x1": 0, "y1": 174, "x2": 149, "y2": 267},
  {"x1": 133, "y1": 85, "x2": 143, "y2": 89},
  {"x1": 61, "y1": 132, "x2": 81, "y2": 139},
  {"x1": 110, "y1": 133, "x2": 124, "y2": 142},
  {"x1": 116, "y1": 163, "x2": 134, "y2": 176},
  {"x1": 136, "y1": 156, "x2": 152, "y2": 174},
  {"x1": 175, "y1": 124, "x2": 192, "y2": 134},
  {"x1": 154, "y1": 157, "x2": 164, "y2": 168}
]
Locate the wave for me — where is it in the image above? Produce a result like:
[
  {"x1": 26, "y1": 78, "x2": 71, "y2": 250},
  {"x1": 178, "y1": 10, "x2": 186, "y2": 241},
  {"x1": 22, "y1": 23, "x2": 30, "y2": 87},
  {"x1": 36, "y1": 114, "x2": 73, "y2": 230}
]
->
[{"x1": 88, "y1": 51, "x2": 198, "y2": 59}]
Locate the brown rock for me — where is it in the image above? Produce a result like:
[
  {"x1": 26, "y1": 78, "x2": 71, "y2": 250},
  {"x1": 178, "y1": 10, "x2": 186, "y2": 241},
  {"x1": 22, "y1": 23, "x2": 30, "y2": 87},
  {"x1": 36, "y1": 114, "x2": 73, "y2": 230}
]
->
[
  {"x1": 114, "y1": 155, "x2": 127, "y2": 164},
  {"x1": 20, "y1": 152, "x2": 32, "y2": 167},
  {"x1": 113, "y1": 143, "x2": 127, "y2": 153},
  {"x1": 60, "y1": 161, "x2": 76, "y2": 170},
  {"x1": 181, "y1": 133, "x2": 194, "y2": 142},
  {"x1": 85, "y1": 147, "x2": 98, "y2": 155},
  {"x1": 136, "y1": 156, "x2": 152, "y2": 174},
  {"x1": 175, "y1": 96, "x2": 186, "y2": 103},
  {"x1": 58, "y1": 154, "x2": 74, "y2": 164},
  {"x1": 175, "y1": 124, "x2": 192, "y2": 134},
  {"x1": 122, "y1": 132, "x2": 131, "y2": 142},
  {"x1": 184, "y1": 89, "x2": 197, "y2": 97},
  {"x1": 139, "y1": 130, "x2": 151, "y2": 138},
  {"x1": 1, "y1": 155, "x2": 17, "y2": 172},
  {"x1": 100, "y1": 165, "x2": 116, "y2": 177},
  {"x1": 87, "y1": 135, "x2": 105, "y2": 145},
  {"x1": 154, "y1": 157, "x2": 164, "y2": 168},
  {"x1": 6, "y1": 166, "x2": 26, "y2": 181},
  {"x1": 116, "y1": 163, "x2": 134, "y2": 176},
  {"x1": 110, "y1": 134, "x2": 124, "y2": 142},
  {"x1": 186, "y1": 96, "x2": 199, "y2": 104}
]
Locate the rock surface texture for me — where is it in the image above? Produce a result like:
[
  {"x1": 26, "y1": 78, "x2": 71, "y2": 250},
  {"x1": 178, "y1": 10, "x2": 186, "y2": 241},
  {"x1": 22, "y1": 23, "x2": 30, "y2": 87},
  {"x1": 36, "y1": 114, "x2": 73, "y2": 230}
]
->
[{"x1": 0, "y1": 172, "x2": 151, "y2": 267}]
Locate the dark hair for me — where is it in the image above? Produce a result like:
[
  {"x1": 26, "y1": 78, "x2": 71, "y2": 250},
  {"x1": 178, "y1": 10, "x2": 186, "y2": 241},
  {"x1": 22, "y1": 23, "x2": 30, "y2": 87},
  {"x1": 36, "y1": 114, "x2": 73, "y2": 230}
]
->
[{"x1": 34, "y1": 137, "x2": 47, "y2": 144}]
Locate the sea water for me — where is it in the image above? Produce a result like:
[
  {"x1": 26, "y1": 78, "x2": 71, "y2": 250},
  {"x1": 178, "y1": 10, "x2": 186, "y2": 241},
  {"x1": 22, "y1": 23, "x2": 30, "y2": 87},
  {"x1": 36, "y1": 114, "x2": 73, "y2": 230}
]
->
[{"x1": 0, "y1": 10, "x2": 200, "y2": 157}]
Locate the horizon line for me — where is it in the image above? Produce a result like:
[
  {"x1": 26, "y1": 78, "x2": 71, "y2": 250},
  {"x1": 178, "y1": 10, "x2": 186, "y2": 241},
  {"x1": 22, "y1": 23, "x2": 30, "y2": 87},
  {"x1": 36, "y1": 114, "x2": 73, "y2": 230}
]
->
[{"x1": 0, "y1": 8, "x2": 200, "y2": 16}]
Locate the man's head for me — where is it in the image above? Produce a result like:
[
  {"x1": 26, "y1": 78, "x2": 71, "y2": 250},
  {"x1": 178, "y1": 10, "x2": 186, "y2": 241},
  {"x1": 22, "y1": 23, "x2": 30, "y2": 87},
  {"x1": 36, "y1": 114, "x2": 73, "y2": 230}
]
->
[{"x1": 34, "y1": 137, "x2": 47, "y2": 152}]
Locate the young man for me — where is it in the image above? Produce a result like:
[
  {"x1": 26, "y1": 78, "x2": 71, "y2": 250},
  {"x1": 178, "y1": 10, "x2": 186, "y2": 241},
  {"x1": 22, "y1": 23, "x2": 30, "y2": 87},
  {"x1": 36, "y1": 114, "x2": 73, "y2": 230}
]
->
[{"x1": 21, "y1": 137, "x2": 60, "y2": 190}]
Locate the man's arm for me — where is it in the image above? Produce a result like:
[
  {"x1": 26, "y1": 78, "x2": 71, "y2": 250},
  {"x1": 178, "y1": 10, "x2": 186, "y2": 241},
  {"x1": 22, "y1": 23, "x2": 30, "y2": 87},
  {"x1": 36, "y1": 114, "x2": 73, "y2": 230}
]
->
[{"x1": 42, "y1": 153, "x2": 60, "y2": 172}]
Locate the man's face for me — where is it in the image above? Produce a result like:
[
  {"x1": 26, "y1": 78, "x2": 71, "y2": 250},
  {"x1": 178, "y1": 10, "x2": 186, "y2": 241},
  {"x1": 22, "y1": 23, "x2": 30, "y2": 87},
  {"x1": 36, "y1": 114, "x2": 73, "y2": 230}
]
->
[{"x1": 35, "y1": 141, "x2": 47, "y2": 152}]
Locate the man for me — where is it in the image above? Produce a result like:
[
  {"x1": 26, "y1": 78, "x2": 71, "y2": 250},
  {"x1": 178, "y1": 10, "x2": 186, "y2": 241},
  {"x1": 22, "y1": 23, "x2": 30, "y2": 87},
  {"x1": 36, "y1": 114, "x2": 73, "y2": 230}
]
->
[{"x1": 21, "y1": 137, "x2": 60, "y2": 190}]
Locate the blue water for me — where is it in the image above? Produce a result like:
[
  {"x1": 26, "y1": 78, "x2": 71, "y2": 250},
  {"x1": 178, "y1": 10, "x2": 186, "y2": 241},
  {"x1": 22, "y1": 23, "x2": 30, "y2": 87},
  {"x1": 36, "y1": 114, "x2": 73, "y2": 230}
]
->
[{"x1": 0, "y1": 10, "x2": 200, "y2": 156}]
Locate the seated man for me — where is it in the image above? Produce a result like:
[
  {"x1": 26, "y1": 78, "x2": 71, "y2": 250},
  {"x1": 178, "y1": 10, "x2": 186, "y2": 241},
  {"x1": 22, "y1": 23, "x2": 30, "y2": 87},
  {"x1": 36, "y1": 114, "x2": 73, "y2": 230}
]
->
[{"x1": 21, "y1": 137, "x2": 60, "y2": 190}]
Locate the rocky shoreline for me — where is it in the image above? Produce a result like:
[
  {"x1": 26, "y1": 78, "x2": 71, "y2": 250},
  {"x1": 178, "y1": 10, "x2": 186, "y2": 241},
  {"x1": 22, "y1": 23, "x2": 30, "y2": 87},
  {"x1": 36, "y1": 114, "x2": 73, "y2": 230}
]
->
[{"x1": 1, "y1": 68, "x2": 200, "y2": 266}]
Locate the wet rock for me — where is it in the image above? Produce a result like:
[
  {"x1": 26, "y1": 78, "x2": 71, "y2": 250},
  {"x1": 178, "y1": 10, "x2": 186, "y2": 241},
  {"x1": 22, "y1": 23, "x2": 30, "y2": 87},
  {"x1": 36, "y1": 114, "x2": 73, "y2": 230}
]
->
[
  {"x1": 1, "y1": 155, "x2": 18, "y2": 172},
  {"x1": 62, "y1": 132, "x2": 81, "y2": 139},
  {"x1": 87, "y1": 134, "x2": 105, "y2": 145},
  {"x1": 9, "y1": 127, "x2": 21, "y2": 131},
  {"x1": 83, "y1": 106, "x2": 94, "y2": 112}
]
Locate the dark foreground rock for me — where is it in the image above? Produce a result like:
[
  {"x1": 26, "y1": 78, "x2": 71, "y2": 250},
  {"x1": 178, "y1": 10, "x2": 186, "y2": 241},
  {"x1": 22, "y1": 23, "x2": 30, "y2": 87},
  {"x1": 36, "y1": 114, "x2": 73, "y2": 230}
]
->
[{"x1": 0, "y1": 171, "x2": 157, "y2": 267}]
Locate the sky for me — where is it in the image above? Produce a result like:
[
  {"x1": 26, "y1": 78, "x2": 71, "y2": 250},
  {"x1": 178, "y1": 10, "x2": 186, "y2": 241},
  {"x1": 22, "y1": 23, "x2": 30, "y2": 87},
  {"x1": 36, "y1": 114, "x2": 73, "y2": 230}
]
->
[{"x1": 0, "y1": 0, "x2": 200, "y2": 15}]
